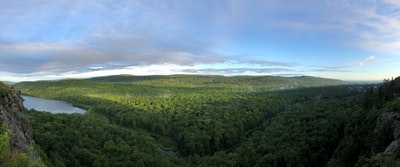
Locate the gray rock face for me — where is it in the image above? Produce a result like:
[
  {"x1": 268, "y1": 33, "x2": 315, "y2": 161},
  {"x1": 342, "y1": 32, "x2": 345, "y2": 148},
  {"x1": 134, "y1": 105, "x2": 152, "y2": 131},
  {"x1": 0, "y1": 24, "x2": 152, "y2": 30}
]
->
[
  {"x1": 383, "y1": 140, "x2": 399, "y2": 155},
  {"x1": 0, "y1": 87, "x2": 34, "y2": 153},
  {"x1": 374, "y1": 112, "x2": 400, "y2": 139},
  {"x1": 374, "y1": 112, "x2": 400, "y2": 155}
]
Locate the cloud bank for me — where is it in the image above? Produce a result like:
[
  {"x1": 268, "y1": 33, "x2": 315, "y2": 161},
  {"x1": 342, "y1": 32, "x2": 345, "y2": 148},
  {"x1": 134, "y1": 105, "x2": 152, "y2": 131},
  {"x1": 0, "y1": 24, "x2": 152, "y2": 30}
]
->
[{"x1": 0, "y1": 0, "x2": 398, "y2": 81}]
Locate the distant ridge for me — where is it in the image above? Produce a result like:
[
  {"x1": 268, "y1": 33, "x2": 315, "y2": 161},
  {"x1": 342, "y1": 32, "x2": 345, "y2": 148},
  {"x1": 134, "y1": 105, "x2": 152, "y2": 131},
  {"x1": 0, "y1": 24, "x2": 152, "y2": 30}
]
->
[
  {"x1": 14, "y1": 74, "x2": 347, "y2": 93},
  {"x1": 1, "y1": 81, "x2": 15, "y2": 85},
  {"x1": 86, "y1": 74, "x2": 346, "y2": 89},
  {"x1": 88, "y1": 74, "x2": 173, "y2": 82},
  {"x1": 88, "y1": 74, "x2": 344, "y2": 82}
]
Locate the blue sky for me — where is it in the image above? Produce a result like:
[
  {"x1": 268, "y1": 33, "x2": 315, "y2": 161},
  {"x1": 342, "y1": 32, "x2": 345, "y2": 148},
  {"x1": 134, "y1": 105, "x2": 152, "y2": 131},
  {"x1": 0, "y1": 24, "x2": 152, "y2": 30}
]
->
[{"x1": 0, "y1": 0, "x2": 399, "y2": 82}]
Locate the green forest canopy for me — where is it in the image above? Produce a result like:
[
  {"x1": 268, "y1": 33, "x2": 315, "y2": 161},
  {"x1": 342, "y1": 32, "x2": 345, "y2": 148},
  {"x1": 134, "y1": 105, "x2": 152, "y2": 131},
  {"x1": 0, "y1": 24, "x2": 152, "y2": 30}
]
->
[{"x1": 12, "y1": 75, "x2": 400, "y2": 166}]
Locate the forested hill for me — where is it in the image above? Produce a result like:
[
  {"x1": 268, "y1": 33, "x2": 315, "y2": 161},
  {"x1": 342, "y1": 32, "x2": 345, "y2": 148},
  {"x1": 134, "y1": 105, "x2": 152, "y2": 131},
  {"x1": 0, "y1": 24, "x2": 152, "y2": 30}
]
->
[
  {"x1": 13, "y1": 75, "x2": 347, "y2": 101},
  {"x1": 90, "y1": 74, "x2": 346, "y2": 89},
  {"x1": 14, "y1": 75, "x2": 381, "y2": 167}
]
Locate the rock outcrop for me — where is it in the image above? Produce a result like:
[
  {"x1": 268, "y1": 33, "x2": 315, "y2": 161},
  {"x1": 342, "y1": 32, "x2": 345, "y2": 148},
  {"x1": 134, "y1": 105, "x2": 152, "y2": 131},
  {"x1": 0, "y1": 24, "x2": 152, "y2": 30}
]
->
[
  {"x1": 0, "y1": 85, "x2": 35, "y2": 154},
  {"x1": 383, "y1": 140, "x2": 399, "y2": 155},
  {"x1": 374, "y1": 111, "x2": 400, "y2": 155}
]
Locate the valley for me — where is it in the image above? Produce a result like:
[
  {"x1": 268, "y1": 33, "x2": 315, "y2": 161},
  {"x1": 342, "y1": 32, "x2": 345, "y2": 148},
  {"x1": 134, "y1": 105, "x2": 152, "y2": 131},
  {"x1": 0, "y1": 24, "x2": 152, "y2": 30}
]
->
[{"x1": 9, "y1": 75, "x2": 399, "y2": 166}]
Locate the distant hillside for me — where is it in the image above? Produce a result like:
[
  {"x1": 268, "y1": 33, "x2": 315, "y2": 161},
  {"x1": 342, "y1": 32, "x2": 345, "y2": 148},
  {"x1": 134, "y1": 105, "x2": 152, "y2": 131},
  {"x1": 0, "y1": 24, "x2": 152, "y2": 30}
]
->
[
  {"x1": 88, "y1": 74, "x2": 346, "y2": 90},
  {"x1": 13, "y1": 75, "x2": 347, "y2": 102},
  {"x1": 0, "y1": 81, "x2": 15, "y2": 86}
]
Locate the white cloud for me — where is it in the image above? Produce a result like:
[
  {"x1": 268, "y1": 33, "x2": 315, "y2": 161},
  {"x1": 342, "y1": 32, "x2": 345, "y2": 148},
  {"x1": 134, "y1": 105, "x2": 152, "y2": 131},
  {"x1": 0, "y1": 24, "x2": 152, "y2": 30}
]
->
[
  {"x1": 382, "y1": 0, "x2": 400, "y2": 6},
  {"x1": 88, "y1": 66, "x2": 104, "y2": 70},
  {"x1": 261, "y1": 1, "x2": 400, "y2": 54},
  {"x1": 0, "y1": 64, "x2": 197, "y2": 82},
  {"x1": 356, "y1": 55, "x2": 378, "y2": 66},
  {"x1": 0, "y1": 62, "x2": 295, "y2": 82},
  {"x1": 0, "y1": 43, "x2": 76, "y2": 52},
  {"x1": 339, "y1": 3, "x2": 400, "y2": 54}
]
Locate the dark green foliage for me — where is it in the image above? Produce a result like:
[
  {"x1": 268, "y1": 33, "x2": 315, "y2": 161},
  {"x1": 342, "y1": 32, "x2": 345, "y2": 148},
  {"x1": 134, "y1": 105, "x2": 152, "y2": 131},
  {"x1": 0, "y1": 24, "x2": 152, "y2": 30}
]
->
[
  {"x1": 0, "y1": 82, "x2": 11, "y2": 105},
  {"x1": 353, "y1": 76, "x2": 400, "y2": 166},
  {"x1": 88, "y1": 75, "x2": 346, "y2": 87},
  {"x1": 364, "y1": 77, "x2": 400, "y2": 110},
  {"x1": 28, "y1": 110, "x2": 181, "y2": 167},
  {"x1": 0, "y1": 82, "x2": 11, "y2": 95},
  {"x1": 14, "y1": 75, "x2": 383, "y2": 166},
  {"x1": 0, "y1": 124, "x2": 44, "y2": 167}
]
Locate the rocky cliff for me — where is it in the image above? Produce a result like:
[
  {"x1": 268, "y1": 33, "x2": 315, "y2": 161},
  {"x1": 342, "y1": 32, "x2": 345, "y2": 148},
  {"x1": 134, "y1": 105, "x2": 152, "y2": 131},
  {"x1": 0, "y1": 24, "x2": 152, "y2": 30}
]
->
[
  {"x1": 0, "y1": 82, "x2": 37, "y2": 158},
  {"x1": 374, "y1": 111, "x2": 400, "y2": 155}
]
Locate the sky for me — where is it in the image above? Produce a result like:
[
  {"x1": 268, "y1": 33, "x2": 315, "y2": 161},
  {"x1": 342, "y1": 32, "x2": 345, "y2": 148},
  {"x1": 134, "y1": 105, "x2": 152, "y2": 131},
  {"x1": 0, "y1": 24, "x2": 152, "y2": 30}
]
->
[{"x1": 0, "y1": 0, "x2": 399, "y2": 82}]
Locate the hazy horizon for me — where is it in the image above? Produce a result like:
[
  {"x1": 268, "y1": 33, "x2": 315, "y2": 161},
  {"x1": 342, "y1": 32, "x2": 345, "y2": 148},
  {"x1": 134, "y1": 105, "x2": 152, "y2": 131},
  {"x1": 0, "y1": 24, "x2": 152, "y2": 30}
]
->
[{"x1": 0, "y1": 73, "x2": 385, "y2": 83}]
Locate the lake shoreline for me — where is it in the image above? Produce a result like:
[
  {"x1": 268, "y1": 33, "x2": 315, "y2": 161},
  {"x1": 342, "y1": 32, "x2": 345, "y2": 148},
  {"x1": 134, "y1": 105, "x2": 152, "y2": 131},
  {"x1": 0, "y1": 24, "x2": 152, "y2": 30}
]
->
[{"x1": 22, "y1": 95, "x2": 86, "y2": 114}]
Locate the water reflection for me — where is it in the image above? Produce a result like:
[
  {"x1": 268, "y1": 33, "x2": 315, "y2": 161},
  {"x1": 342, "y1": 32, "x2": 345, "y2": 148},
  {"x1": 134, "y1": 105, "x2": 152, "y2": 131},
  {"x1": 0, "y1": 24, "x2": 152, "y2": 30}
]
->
[{"x1": 22, "y1": 95, "x2": 85, "y2": 114}]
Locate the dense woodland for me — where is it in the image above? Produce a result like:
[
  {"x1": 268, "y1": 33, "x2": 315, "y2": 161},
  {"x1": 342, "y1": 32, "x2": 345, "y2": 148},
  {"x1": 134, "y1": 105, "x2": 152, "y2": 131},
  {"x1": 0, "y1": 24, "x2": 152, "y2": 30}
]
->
[{"x1": 11, "y1": 75, "x2": 400, "y2": 166}]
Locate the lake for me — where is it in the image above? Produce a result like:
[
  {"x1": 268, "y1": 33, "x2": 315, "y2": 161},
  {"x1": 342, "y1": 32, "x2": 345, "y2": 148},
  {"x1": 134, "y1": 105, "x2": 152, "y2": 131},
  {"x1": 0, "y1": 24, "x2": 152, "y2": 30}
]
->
[{"x1": 22, "y1": 95, "x2": 85, "y2": 114}]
